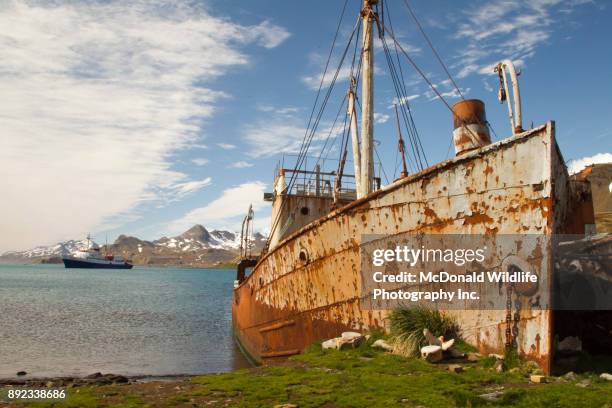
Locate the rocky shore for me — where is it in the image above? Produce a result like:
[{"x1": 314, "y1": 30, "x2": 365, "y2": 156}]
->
[
  {"x1": 0, "y1": 372, "x2": 192, "y2": 388},
  {"x1": 1, "y1": 342, "x2": 610, "y2": 407}
]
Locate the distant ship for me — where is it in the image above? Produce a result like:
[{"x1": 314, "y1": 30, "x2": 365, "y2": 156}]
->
[{"x1": 62, "y1": 235, "x2": 133, "y2": 269}]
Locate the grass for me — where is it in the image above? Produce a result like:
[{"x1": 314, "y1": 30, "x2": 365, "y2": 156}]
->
[
  {"x1": 7, "y1": 342, "x2": 611, "y2": 408},
  {"x1": 389, "y1": 305, "x2": 461, "y2": 357}
]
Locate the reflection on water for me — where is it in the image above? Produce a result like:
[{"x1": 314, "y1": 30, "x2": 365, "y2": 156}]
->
[{"x1": 0, "y1": 264, "x2": 250, "y2": 378}]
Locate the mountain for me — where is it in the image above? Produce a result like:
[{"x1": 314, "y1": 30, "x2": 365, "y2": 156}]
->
[
  {"x1": 0, "y1": 225, "x2": 267, "y2": 268},
  {"x1": 0, "y1": 239, "x2": 99, "y2": 264}
]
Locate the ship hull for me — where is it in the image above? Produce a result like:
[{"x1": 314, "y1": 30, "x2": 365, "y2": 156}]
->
[
  {"x1": 232, "y1": 123, "x2": 590, "y2": 371},
  {"x1": 63, "y1": 258, "x2": 133, "y2": 269}
]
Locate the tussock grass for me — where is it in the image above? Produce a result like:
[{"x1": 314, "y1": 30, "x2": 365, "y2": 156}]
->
[{"x1": 389, "y1": 305, "x2": 460, "y2": 357}]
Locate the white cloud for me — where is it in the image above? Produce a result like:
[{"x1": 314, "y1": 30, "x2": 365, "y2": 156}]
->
[
  {"x1": 257, "y1": 105, "x2": 299, "y2": 115},
  {"x1": 192, "y1": 158, "x2": 209, "y2": 166},
  {"x1": 427, "y1": 87, "x2": 470, "y2": 101},
  {"x1": 243, "y1": 117, "x2": 344, "y2": 159},
  {"x1": 167, "y1": 182, "x2": 268, "y2": 234},
  {"x1": 244, "y1": 122, "x2": 308, "y2": 158},
  {"x1": 374, "y1": 113, "x2": 390, "y2": 124},
  {"x1": 0, "y1": 0, "x2": 289, "y2": 251},
  {"x1": 389, "y1": 94, "x2": 420, "y2": 108},
  {"x1": 451, "y1": 0, "x2": 592, "y2": 80},
  {"x1": 567, "y1": 153, "x2": 612, "y2": 174},
  {"x1": 302, "y1": 65, "x2": 354, "y2": 91},
  {"x1": 172, "y1": 177, "x2": 213, "y2": 196},
  {"x1": 229, "y1": 161, "x2": 254, "y2": 169},
  {"x1": 217, "y1": 143, "x2": 237, "y2": 150}
]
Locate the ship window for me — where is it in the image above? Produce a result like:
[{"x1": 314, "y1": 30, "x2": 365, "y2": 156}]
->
[{"x1": 300, "y1": 206, "x2": 310, "y2": 215}]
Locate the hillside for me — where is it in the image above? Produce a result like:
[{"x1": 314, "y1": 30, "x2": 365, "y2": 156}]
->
[{"x1": 0, "y1": 225, "x2": 266, "y2": 268}]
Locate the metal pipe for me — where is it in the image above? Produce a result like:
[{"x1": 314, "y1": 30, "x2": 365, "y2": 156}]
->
[{"x1": 496, "y1": 60, "x2": 523, "y2": 134}]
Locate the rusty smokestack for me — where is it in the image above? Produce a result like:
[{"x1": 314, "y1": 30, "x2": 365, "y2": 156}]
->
[{"x1": 452, "y1": 99, "x2": 491, "y2": 155}]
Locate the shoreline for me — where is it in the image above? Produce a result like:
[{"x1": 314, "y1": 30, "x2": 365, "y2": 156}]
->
[
  {"x1": 1, "y1": 345, "x2": 610, "y2": 407},
  {"x1": 0, "y1": 372, "x2": 200, "y2": 387},
  {"x1": 0, "y1": 262, "x2": 237, "y2": 270}
]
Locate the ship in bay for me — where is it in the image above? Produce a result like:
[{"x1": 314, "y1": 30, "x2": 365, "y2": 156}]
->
[
  {"x1": 232, "y1": 0, "x2": 610, "y2": 373},
  {"x1": 62, "y1": 235, "x2": 133, "y2": 269}
]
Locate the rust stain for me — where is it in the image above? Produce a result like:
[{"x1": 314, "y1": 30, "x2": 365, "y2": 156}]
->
[{"x1": 233, "y1": 123, "x2": 566, "y2": 373}]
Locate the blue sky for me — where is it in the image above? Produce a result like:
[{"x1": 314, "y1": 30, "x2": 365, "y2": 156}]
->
[{"x1": 1, "y1": 0, "x2": 611, "y2": 251}]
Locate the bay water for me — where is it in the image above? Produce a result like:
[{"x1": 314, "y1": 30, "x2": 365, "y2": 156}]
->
[{"x1": 0, "y1": 264, "x2": 250, "y2": 378}]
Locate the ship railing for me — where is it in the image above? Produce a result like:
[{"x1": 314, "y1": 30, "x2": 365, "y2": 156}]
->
[{"x1": 280, "y1": 168, "x2": 357, "y2": 198}]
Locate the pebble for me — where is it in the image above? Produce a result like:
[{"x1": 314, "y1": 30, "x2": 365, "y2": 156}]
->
[
  {"x1": 447, "y1": 364, "x2": 463, "y2": 373},
  {"x1": 372, "y1": 339, "x2": 394, "y2": 352}
]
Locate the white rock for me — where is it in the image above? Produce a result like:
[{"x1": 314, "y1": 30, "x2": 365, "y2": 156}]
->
[
  {"x1": 372, "y1": 339, "x2": 394, "y2": 352},
  {"x1": 530, "y1": 375, "x2": 547, "y2": 384},
  {"x1": 600, "y1": 373, "x2": 612, "y2": 381},
  {"x1": 421, "y1": 345, "x2": 443, "y2": 362},
  {"x1": 322, "y1": 338, "x2": 339, "y2": 350},
  {"x1": 341, "y1": 331, "x2": 362, "y2": 340},
  {"x1": 489, "y1": 353, "x2": 504, "y2": 360},
  {"x1": 441, "y1": 339, "x2": 455, "y2": 351}
]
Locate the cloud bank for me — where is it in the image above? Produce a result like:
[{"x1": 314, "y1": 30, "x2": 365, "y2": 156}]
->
[{"x1": 0, "y1": 0, "x2": 289, "y2": 251}]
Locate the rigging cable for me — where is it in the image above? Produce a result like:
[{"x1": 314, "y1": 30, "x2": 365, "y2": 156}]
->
[
  {"x1": 378, "y1": 19, "x2": 484, "y2": 150},
  {"x1": 402, "y1": 0, "x2": 502, "y2": 151},
  {"x1": 402, "y1": 0, "x2": 464, "y2": 101},
  {"x1": 377, "y1": 18, "x2": 426, "y2": 171},
  {"x1": 265, "y1": 12, "x2": 361, "y2": 248},
  {"x1": 380, "y1": 0, "x2": 428, "y2": 170}
]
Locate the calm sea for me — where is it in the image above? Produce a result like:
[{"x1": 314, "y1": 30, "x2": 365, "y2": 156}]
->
[{"x1": 0, "y1": 264, "x2": 250, "y2": 378}]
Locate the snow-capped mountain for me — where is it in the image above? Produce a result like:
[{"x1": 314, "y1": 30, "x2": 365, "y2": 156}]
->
[
  {"x1": 0, "y1": 225, "x2": 266, "y2": 267},
  {"x1": 1, "y1": 239, "x2": 99, "y2": 259},
  {"x1": 154, "y1": 225, "x2": 246, "y2": 251}
]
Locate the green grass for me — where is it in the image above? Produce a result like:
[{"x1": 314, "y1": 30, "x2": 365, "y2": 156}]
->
[
  {"x1": 9, "y1": 343, "x2": 612, "y2": 407},
  {"x1": 389, "y1": 305, "x2": 461, "y2": 357}
]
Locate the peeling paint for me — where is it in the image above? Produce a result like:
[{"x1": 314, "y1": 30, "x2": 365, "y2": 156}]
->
[{"x1": 233, "y1": 122, "x2": 588, "y2": 373}]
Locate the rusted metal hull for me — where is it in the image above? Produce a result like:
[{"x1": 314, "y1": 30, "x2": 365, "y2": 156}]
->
[{"x1": 233, "y1": 122, "x2": 582, "y2": 372}]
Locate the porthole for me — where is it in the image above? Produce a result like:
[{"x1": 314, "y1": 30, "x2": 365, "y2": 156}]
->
[
  {"x1": 300, "y1": 206, "x2": 310, "y2": 215},
  {"x1": 298, "y1": 248, "x2": 309, "y2": 264}
]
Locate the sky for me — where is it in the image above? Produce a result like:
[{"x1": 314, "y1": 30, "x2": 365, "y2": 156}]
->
[{"x1": 1, "y1": 0, "x2": 611, "y2": 252}]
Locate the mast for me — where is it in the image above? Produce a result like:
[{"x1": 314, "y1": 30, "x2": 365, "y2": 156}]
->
[
  {"x1": 360, "y1": 0, "x2": 376, "y2": 196},
  {"x1": 347, "y1": 80, "x2": 362, "y2": 198}
]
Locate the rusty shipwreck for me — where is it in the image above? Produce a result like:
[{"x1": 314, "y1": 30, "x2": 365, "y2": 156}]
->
[{"x1": 232, "y1": 0, "x2": 609, "y2": 373}]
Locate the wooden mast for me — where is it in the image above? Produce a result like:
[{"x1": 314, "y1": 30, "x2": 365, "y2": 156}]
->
[
  {"x1": 347, "y1": 81, "x2": 362, "y2": 198},
  {"x1": 360, "y1": 0, "x2": 376, "y2": 196}
]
